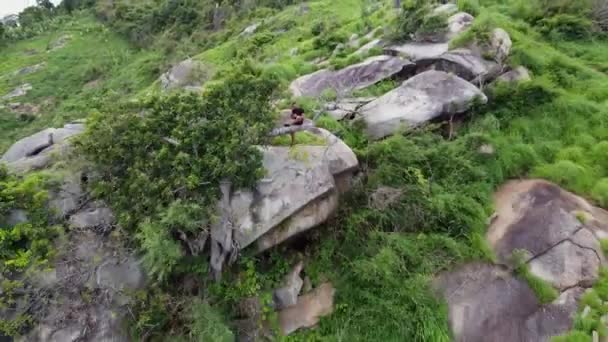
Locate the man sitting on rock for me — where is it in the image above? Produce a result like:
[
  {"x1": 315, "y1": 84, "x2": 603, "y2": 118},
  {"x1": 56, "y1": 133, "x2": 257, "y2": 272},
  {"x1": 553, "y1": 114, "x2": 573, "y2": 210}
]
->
[{"x1": 284, "y1": 104, "x2": 305, "y2": 146}]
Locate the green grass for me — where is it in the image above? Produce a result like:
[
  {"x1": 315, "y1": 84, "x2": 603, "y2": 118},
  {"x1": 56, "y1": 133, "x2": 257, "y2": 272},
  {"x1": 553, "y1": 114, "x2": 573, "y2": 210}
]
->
[
  {"x1": 271, "y1": 131, "x2": 328, "y2": 146},
  {"x1": 0, "y1": 15, "x2": 161, "y2": 152}
]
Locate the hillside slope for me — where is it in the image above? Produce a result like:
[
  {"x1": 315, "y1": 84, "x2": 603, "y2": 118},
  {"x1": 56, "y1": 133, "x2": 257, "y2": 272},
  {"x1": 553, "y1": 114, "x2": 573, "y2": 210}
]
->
[{"x1": 1, "y1": 0, "x2": 608, "y2": 341}]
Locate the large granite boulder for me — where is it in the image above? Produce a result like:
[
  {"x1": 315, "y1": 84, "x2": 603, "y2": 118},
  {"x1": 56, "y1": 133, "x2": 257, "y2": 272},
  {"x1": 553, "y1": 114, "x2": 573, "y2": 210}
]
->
[
  {"x1": 357, "y1": 70, "x2": 487, "y2": 140},
  {"x1": 384, "y1": 42, "x2": 449, "y2": 61},
  {"x1": 435, "y1": 263, "x2": 585, "y2": 342},
  {"x1": 1, "y1": 123, "x2": 85, "y2": 173},
  {"x1": 289, "y1": 55, "x2": 414, "y2": 97},
  {"x1": 488, "y1": 180, "x2": 606, "y2": 289},
  {"x1": 324, "y1": 97, "x2": 376, "y2": 120},
  {"x1": 416, "y1": 48, "x2": 501, "y2": 83},
  {"x1": 159, "y1": 59, "x2": 210, "y2": 92},
  {"x1": 437, "y1": 179, "x2": 608, "y2": 342},
  {"x1": 230, "y1": 128, "x2": 358, "y2": 252}
]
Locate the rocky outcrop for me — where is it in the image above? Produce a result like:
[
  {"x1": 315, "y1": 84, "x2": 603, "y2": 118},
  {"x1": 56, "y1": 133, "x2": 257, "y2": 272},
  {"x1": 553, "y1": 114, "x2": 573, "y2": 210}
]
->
[
  {"x1": 0, "y1": 123, "x2": 85, "y2": 174},
  {"x1": 436, "y1": 263, "x2": 585, "y2": 342},
  {"x1": 289, "y1": 55, "x2": 414, "y2": 97},
  {"x1": 230, "y1": 128, "x2": 358, "y2": 252},
  {"x1": 496, "y1": 66, "x2": 531, "y2": 83},
  {"x1": 273, "y1": 261, "x2": 304, "y2": 310},
  {"x1": 159, "y1": 59, "x2": 210, "y2": 92},
  {"x1": 416, "y1": 48, "x2": 501, "y2": 83},
  {"x1": 12, "y1": 63, "x2": 46, "y2": 77},
  {"x1": 384, "y1": 42, "x2": 449, "y2": 61},
  {"x1": 437, "y1": 180, "x2": 608, "y2": 342},
  {"x1": 2, "y1": 83, "x2": 32, "y2": 100},
  {"x1": 357, "y1": 70, "x2": 487, "y2": 140},
  {"x1": 48, "y1": 35, "x2": 71, "y2": 51},
  {"x1": 324, "y1": 97, "x2": 376, "y2": 120},
  {"x1": 278, "y1": 282, "x2": 335, "y2": 335},
  {"x1": 447, "y1": 12, "x2": 475, "y2": 40}
]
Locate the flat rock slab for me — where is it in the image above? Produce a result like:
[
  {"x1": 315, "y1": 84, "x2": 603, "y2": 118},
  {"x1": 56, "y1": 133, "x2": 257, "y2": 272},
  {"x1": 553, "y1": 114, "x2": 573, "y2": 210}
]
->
[
  {"x1": 384, "y1": 42, "x2": 449, "y2": 61},
  {"x1": 357, "y1": 70, "x2": 487, "y2": 140},
  {"x1": 278, "y1": 282, "x2": 335, "y2": 335},
  {"x1": 289, "y1": 55, "x2": 413, "y2": 97},
  {"x1": 2, "y1": 83, "x2": 32, "y2": 100},
  {"x1": 435, "y1": 263, "x2": 583, "y2": 342},
  {"x1": 488, "y1": 180, "x2": 607, "y2": 264}
]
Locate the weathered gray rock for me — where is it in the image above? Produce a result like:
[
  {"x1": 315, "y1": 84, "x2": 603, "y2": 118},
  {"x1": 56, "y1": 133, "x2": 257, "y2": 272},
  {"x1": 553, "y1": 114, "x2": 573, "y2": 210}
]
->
[
  {"x1": 447, "y1": 12, "x2": 475, "y2": 40},
  {"x1": 4, "y1": 209, "x2": 28, "y2": 227},
  {"x1": 357, "y1": 70, "x2": 487, "y2": 140},
  {"x1": 48, "y1": 173, "x2": 86, "y2": 219},
  {"x1": 69, "y1": 204, "x2": 115, "y2": 231},
  {"x1": 273, "y1": 261, "x2": 304, "y2": 310},
  {"x1": 416, "y1": 48, "x2": 501, "y2": 83},
  {"x1": 13, "y1": 63, "x2": 46, "y2": 77},
  {"x1": 230, "y1": 129, "x2": 358, "y2": 252},
  {"x1": 324, "y1": 97, "x2": 376, "y2": 120},
  {"x1": 289, "y1": 55, "x2": 414, "y2": 97},
  {"x1": 1, "y1": 123, "x2": 85, "y2": 173},
  {"x1": 489, "y1": 28, "x2": 512, "y2": 63},
  {"x1": 354, "y1": 38, "x2": 383, "y2": 56},
  {"x1": 48, "y1": 35, "x2": 71, "y2": 51},
  {"x1": 96, "y1": 257, "x2": 146, "y2": 291},
  {"x1": 2, "y1": 83, "x2": 32, "y2": 100},
  {"x1": 1, "y1": 123, "x2": 84, "y2": 164},
  {"x1": 159, "y1": 59, "x2": 209, "y2": 91},
  {"x1": 278, "y1": 282, "x2": 335, "y2": 335},
  {"x1": 488, "y1": 180, "x2": 607, "y2": 264},
  {"x1": 497, "y1": 66, "x2": 531, "y2": 83},
  {"x1": 384, "y1": 42, "x2": 449, "y2": 61},
  {"x1": 435, "y1": 263, "x2": 584, "y2": 342},
  {"x1": 241, "y1": 23, "x2": 260, "y2": 35}
]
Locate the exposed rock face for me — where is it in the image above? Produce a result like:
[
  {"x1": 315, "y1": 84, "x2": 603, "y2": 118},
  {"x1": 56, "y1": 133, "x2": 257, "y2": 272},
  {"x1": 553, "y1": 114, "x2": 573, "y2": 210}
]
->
[
  {"x1": 436, "y1": 263, "x2": 585, "y2": 342},
  {"x1": 68, "y1": 203, "x2": 115, "y2": 232},
  {"x1": 416, "y1": 48, "x2": 501, "y2": 83},
  {"x1": 48, "y1": 35, "x2": 71, "y2": 51},
  {"x1": 324, "y1": 97, "x2": 376, "y2": 120},
  {"x1": 488, "y1": 28, "x2": 512, "y2": 63},
  {"x1": 0, "y1": 123, "x2": 85, "y2": 174},
  {"x1": 384, "y1": 42, "x2": 449, "y2": 61},
  {"x1": 2, "y1": 83, "x2": 32, "y2": 100},
  {"x1": 357, "y1": 70, "x2": 487, "y2": 140},
  {"x1": 438, "y1": 179, "x2": 608, "y2": 342},
  {"x1": 289, "y1": 55, "x2": 414, "y2": 97},
  {"x1": 489, "y1": 180, "x2": 606, "y2": 288},
  {"x1": 273, "y1": 261, "x2": 304, "y2": 310},
  {"x1": 447, "y1": 12, "x2": 475, "y2": 40},
  {"x1": 497, "y1": 66, "x2": 531, "y2": 83},
  {"x1": 13, "y1": 62, "x2": 46, "y2": 76},
  {"x1": 159, "y1": 59, "x2": 209, "y2": 91},
  {"x1": 230, "y1": 128, "x2": 358, "y2": 252},
  {"x1": 278, "y1": 282, "x2": 335, "y2": 335}
]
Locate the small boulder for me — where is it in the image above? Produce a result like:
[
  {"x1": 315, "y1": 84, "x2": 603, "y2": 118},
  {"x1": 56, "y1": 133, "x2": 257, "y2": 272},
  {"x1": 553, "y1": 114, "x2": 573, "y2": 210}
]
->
[
  {"x1": 241, "y1": 23, "x2": 260, "y2": 35},
  {"x1": 278, "y1": 283, "x2": 335, "y2": 335},
  {"x1": 13, "y1": 63, "x2": 46, "y2": 77},
  {"x1": 289, "y1": 55, "x2": 414, "y2": 97},
  {"x1": 357, "y1": 70, "x2": 487, "y2": 140},
  {"x1": 68, "y1": 204, "x2": 115, "y2": 231},
  {"x1": 2, "y1": 83, "x2": 32, "y2": 100},
  {"x1": 273, "y1": 261, "x2": 304, "y2": 310},
  {"x1": 489, "y1": 28, "x2": 512, "y2": 63},
  {"x1": 96, "y1": 257, "x2": 146, "y2": 291},
  {"x1": 497, "y1": 66, "x2": 531, "y2": 83},
  {"x1": 447, "y1": 12, "x2": 475, "y2": 40}
]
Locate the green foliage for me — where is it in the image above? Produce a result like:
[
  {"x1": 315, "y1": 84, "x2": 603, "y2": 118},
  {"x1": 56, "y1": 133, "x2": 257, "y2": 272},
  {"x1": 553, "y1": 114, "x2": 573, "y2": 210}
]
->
[
  {"x1": 512, "y1": 250, "x2": 559, "y2": 304},
  {"x1": 457, "y1": 0, "x2": 480, "y2": 16},
  {"x1": 136, "y1": 220, "x2": 183, "y2": 282},
  {"x1": 393, "y1": 0, "x2": 445, "y2": 41},
  {"x1": 188, "y1": 300, "x2": 234, "y2": 342},
  {"x1": 592, "y1": 179, "x2": 608, "y2": 207}
]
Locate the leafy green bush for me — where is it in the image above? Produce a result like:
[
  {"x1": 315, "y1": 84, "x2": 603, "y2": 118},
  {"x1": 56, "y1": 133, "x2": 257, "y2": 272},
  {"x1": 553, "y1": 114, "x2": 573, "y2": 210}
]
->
[
  {"x1": 393, "y1": 0, "x2": 446, "y2": 41},
  {"x1": 188, "y1": 300, "x2": 234, "y2": 342},
  {"x1": 533, "y1": 160, "x2": 595, "y2": 194},
  {"x1": 592, "y1": 179, "x2": 608, "y2": 207},
  {"x1": 457, "y1": 0, "x2": 480, "y2": 16},
  {"x1": 79, "y1": 64, "x2": 279, "y2": 281}
]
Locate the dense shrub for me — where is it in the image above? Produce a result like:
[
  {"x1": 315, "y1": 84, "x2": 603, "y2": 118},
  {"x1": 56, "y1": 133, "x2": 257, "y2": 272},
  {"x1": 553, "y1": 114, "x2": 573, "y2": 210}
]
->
[{"x1": 79, "y1": 64, "x2": 279, "y2": 280}]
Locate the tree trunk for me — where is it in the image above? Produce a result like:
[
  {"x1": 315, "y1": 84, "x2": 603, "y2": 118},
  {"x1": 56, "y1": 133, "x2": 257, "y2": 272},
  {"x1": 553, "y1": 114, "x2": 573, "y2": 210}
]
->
[{"x1": 209, "y1": 180, "x2": 234, "y2": 281}]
